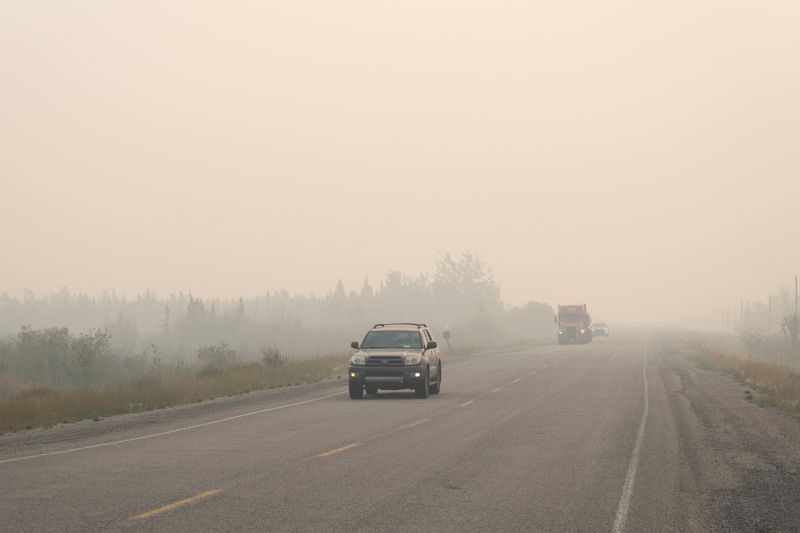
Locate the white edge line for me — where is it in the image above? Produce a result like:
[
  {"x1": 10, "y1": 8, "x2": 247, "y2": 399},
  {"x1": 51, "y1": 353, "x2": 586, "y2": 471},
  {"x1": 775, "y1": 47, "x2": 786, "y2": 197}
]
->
[
  {"x1": 0, "y1": 390, "x2": 344, "y2": 465},
  {"x1": 611, "y1": 349, "x2": 649, "y2": 533}
]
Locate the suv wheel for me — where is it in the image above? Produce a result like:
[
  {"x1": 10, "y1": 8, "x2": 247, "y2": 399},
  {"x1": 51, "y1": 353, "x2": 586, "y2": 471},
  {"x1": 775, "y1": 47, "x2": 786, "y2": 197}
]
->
[
  {"x1": 415, "y1": 369, "x2": 430, "y2": 399},
  {"x1": 429, "y1": 365, "x2": 441, "y2": 395},
  {"x1": 349, "y1": 382, "x2": 363, "y2": 399},
  {"x1": 365, "y1": 385, "x2": 378, "y2": 395}
]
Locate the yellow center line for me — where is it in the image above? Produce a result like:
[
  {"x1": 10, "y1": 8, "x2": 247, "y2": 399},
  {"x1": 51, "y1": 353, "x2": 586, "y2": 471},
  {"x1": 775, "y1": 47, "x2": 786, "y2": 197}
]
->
[
  {"x1": 129, "y1": 489, "x2": 221, "y2": 521},
  {"x1": 318, "y1": 442, "x2": 361, "y2": 457},
  {"x1": 308, "y1": 359, "x2": 564, "y2": 460},
  {"x1": 310, "y1": 359, "x2": 564, "y2": 461},
  {"x1": 308, "y1": 358, "x2": 568, "y2": 461},
  {"x1": 405, "y1": 417, "x2": 433, "y2": 428}
]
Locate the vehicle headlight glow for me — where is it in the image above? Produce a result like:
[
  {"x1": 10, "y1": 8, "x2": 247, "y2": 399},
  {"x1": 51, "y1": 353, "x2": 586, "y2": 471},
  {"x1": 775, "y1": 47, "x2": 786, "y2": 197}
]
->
[
  {"x1": 350, "y1": 354, "x2": 366, "y2": 365},
  {"x1": 405, "y1": 354, "x2": 422, "y2": 365}
]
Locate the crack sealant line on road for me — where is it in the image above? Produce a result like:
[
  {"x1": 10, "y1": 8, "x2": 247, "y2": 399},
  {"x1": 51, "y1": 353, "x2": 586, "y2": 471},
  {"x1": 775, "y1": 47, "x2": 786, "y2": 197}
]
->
[{"x1": 611, "y1": 348, "x2": 649, "y2": 533}]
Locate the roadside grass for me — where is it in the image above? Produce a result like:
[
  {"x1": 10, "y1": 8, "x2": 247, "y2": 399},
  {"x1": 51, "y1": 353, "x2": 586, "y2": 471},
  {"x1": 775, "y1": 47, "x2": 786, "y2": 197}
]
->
[
  {"x1": 691, "y1": 337, "x2": 800, "y2": 418},
  {"x1": 0, "y1": 354, "x2": 348, "y2": 434},
  {"x1": 0, "y1": 338, "x2": 545, "y2": 434}
]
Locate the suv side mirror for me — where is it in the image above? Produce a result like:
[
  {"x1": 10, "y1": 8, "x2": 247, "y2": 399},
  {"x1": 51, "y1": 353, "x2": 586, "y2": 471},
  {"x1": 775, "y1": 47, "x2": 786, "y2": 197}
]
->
[
  {"x1": 351, "y1": 341, "x2": 359, "y2": 349},
  {"x1": 426, "y1": 341, "x2": 437, "y2": 350}
]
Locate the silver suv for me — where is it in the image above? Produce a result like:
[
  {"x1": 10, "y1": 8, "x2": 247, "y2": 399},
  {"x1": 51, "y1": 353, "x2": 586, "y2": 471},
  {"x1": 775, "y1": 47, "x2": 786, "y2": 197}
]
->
[{"x1": 348, "y1": 323, "x2": 442, "y2": 399}]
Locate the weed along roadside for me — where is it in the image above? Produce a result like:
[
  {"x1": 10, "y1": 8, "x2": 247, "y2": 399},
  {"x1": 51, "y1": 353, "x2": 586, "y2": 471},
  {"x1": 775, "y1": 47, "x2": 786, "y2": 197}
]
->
[
  {"x1": 0, "y1": 335, "x2": 530, "y2": 434},
  {"x1": 690, "y1": 336, "x2": 800, "y2": 420},
  {"x1": 0, "y1": 351, "x2": 349, "y2": 434}
]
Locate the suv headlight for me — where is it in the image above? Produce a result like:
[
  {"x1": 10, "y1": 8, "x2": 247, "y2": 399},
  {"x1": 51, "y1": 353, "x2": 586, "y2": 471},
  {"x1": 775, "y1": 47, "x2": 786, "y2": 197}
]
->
[
  {"x1": 405, "y1": 354, "x2": 422, "y2": 365},
  {"x1": 350, "y1": 354, "x2": 366, "y2": 365}
]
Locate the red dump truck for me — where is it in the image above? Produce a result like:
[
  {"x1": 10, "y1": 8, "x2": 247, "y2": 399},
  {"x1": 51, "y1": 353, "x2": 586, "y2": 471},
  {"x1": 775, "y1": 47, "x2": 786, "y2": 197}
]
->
[{"x1": 555, "y1": 304, "x2": 592, "y2": 344}]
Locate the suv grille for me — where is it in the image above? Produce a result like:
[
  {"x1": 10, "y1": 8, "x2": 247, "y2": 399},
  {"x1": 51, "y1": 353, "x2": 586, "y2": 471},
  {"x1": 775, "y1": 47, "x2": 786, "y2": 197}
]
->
[{"x1": 366, "y1": 356, "x2": 404, "y2": 366}]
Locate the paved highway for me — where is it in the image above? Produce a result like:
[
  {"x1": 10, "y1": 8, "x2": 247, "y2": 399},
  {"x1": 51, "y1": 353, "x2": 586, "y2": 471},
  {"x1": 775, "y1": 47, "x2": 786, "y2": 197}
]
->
[{"x1": 2, "y1": 334, "x2": 799, "y2": 532}]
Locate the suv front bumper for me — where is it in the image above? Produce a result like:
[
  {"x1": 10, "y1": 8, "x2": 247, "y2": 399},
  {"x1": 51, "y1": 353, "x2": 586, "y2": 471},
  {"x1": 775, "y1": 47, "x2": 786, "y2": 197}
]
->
[{"x1": 349, "y1": 365, "x2": 425, "y2": 390}]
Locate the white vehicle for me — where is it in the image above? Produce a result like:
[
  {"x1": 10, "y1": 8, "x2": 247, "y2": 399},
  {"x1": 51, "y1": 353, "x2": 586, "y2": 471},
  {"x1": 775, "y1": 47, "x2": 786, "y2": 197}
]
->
[{"x1": 592, "y1": 323, "x2": 609, "y2": 337}]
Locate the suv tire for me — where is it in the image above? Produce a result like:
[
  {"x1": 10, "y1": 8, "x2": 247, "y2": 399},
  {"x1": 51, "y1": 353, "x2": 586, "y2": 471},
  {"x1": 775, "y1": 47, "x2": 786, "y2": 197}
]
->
[
  {"x1": 415, "y1": 370, "x2": 430, "y2": 399},
  {"x1": 365, "y1": 385, "x2": 378, "y2": 395},
  {"x1": 349, "y1": 382, "x2": 363, "y2": 399},
  {"x1": 429, "y1": 365, "x2": 441, "y2": 395}
]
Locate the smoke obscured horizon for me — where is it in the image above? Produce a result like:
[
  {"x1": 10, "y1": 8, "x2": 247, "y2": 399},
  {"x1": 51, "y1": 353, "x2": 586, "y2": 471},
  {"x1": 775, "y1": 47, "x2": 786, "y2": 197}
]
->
[{"x1": 3, "y1": 1, "x2": 799, "y2": 328}]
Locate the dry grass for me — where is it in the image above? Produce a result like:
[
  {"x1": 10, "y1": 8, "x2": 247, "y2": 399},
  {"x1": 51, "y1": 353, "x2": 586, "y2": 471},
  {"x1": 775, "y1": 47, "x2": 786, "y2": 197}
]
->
[
  {"x1": 692, "y1": 337, "x2": 800, "y2": 416},
  {"x1": 0, "y1": 354, "x2": 348, "y2": 433}
]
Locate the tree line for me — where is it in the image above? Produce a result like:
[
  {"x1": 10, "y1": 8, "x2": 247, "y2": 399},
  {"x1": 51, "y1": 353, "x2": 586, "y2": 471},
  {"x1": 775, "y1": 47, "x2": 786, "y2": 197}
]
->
[{"x1": 0, "y1": 253, "x2": 555, "y2": 392}]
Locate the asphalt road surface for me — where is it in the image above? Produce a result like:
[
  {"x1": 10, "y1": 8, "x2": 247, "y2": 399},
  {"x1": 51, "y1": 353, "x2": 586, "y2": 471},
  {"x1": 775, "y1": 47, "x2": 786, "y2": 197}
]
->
[{"x1": 2, "y1": 333, "x2": 799, "y2": 532}]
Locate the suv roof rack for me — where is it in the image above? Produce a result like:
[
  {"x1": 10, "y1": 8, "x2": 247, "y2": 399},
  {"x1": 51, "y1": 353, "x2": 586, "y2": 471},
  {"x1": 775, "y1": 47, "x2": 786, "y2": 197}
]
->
[{"x1": 373, "y1": 323, "x2": 427, "y2": 328}]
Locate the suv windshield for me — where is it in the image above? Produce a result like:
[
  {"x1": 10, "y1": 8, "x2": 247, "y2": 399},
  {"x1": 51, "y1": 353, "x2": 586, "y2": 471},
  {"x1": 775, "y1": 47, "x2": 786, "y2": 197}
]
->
[{"x1": 361, "y1": 330, "x2": 422, "y2": 349}]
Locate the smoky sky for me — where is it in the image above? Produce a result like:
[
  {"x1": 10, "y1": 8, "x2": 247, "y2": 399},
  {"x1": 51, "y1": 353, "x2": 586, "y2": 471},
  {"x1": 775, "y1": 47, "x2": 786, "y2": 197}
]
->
[{"x1": 2, "y1": 1, "x2": 799, "y2": 327}]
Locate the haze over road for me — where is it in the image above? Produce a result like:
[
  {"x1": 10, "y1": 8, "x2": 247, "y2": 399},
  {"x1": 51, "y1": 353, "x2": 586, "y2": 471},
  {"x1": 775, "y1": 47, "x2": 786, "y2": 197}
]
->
[
  {"x1": 4, "y1": 2, "x2": 800, "y2": 327},
  {"x1": 2, "y1": 334, "x2": 799, "y2": 532}
]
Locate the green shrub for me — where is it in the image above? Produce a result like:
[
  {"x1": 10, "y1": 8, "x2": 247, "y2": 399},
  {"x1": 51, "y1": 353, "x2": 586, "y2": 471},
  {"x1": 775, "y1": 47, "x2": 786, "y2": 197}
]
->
[{"x1": 196, "y1": 343, "x2": 240, "y2": 376}]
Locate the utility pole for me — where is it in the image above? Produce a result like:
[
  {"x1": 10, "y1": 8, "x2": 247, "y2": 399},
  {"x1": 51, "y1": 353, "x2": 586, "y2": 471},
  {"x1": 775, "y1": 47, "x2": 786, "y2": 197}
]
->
[
  {"x1": 793, "y1": 274, "x2": 800, "y2": 353},
  {"x1": 768, "y1": 296, "x2": 772, "y2": 334}
]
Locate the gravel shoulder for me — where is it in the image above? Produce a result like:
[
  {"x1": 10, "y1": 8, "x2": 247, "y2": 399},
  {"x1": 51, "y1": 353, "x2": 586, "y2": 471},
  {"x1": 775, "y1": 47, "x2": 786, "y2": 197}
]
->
[{"x1": 658, "y1": 336, "x2": 800, "y2": 532}]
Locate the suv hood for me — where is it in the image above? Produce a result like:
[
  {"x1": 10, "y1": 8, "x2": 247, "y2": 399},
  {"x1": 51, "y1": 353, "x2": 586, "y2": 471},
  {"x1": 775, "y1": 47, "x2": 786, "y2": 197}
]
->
[{"x1": 357, "y1": 349, "x2": 423, "y2": 358}]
